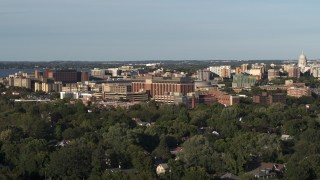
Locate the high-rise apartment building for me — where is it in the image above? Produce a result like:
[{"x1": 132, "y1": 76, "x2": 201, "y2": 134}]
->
[
  {"x1": 235, "y1": 67, "x2": 242, "y2": 75},
  {"x1": 288, "y1": 66, "x2": 300, "y2": 78},
  {"x1": 252, "y1": 63, "x2": 266, "y2": 73},
  {"x1": 221, "y1": 66, "x2": 231, "y2": 78},
  {"x1": 268, "y1": 69, "x2": 280, "y2": 81},
  {"x1": 241, "y1": 64, "x2": 249, "y2": 73},
  {"x1": 311, "y1": 65, "x2": 320, "y2": 78},
  {"x1": 196, "y1": 69, "x2": 211, "y2": 81},
  {"x1": 209, "y1": 66, "x2": 231, "y2": 78},
  {"x1": 9, "y1": 77, "x2": 32, "y2": 89}
]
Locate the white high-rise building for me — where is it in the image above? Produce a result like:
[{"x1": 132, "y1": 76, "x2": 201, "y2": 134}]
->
[
  {"x1": 311, "y1": 65, "x2": 320, "y2": 78},
  {"x1": 209, "y1": 65, "x2": 231, "y2": 78},
  {"x1": 298, "y1": 51, "x2": 308, "y2": 73},
  {"x1": 209, "y1": 66, "x2": 221, "y2": 77}
]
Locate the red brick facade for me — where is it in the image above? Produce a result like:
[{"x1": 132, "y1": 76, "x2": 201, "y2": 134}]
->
[{"x1": 132, "y1": 77, "x2": 194, "y2": 97}]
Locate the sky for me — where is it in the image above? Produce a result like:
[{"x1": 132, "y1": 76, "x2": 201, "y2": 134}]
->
[{"x1": 1, "y1": 0, "x2": 320, "y2": 61}]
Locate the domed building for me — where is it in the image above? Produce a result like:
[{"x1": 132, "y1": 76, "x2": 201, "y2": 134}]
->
[{"x1": 298, "y1": 51, "x2": 310, "y2": 73}]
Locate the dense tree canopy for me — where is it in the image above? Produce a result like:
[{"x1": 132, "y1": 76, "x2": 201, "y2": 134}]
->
[{"x1": 0, "y1": 83, "x2": 320, "y2": 179}]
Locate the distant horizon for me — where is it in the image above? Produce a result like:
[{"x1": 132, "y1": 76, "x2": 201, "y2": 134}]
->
[
  {"x1": 1, "y1": 1, "x2": 320, "y2": 61},
  {"x1": 1, "y1": 58, "x2": 320, "y2": 63}
]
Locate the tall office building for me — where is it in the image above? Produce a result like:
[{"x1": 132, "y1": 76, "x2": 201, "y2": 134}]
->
[
  {"x1": 80, "y1": 70, "x2": 89, "y2": 82},
  {"x1": 53, "y1": 70, "x2": 79, "y2": 83}
]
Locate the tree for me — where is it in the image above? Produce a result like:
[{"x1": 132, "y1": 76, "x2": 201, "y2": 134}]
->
[
  {"x1": 167, "y1": 159, "x2": 185, "y2": 179},
  {"x1": 190, "y1": 109, "x2": 210, "y2": 126},
  {"x1": 238, "y1": 173, "x2": 256, "y2": 180},
  {"x1": 127, "y1": 145, "x2": 153, "y2": 172},
  {"x1": 285, "y1": 157, "x2": 313, "y2": 180},
  {"x1": 220, "y1": 107, "x2": 239, "y2": 121},
  {"x1": 17, "y1": 138, "x2": 49, "y2": 178},
  {"x1": 62, "y1": 127, "x2": 83, "y2": 140},
  {"x1": 27, "y1": 118, "x2": 52, "y2": 139},
  {"x1": 104, "y1": 123, "x2": 134, "y2": 151},
  {"x1": 224, "y1": 132, "x2": 281, "y2": 174},
  {"x1": 176, "y1": 107, "x2": 190, "y2": 123},
  {"x1": 47, "y1": 145, "x2": 92, "y2": 178},
  {"x1": 152, "y1": 136, "x2": 172, "y2": 161},
  {"x1": 91, "y1": 145, "x2": 107, "y2": 175},
  {"x1": 180, "y1": 135, "x2": 222, "y2": 173},
  {"x1": 182, "y1": 166, "x2": 209, "y2": 180}
]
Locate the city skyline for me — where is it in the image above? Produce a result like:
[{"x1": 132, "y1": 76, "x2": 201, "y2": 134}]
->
[{"x1": 1, "y1": 0, "x2": 320, "y2": 61}]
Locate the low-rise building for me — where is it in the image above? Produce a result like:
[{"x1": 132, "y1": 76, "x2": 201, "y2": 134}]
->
[
  {"x1": 103, "y1": 92, "x2": 148, "y2": 102},
  {"x1": 253, "y1": 92, "x2": 286, "y2": 105},
  {"x1": 281, "y1": 134, "x2": 293, "y2": 141},
  {"x1": 287, "y1": 83, "x2": 311, "y2": 98},
  {"x1": 208, "y1": 88, "x2": 240, "y2": 106},
  {"x1": 156, "y1": 163, "x2": 169, "y2": 175},
  {"x1": 248, "y1": 162, "x2": 286, "y2": 179},
  {"x1": 102, "y1": 81, "x2": 132, "y2": 94},
  {"x1": 132, "y1": 77, "x2": 194, "y2": 97}
]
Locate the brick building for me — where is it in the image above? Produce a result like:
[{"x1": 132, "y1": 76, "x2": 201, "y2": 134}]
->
[
  {"x1": 253, "y1": 92, "x2": 286, "y2": 105},
  {"x1": 208, "y1": 88, "x2": 240, "y2": 106},
  {"x1": 287, "y1": 83, "x2": 311, "y2": 98},
  {"x1": 132, "y1": 77, "x2": 194, "y2": 97}
]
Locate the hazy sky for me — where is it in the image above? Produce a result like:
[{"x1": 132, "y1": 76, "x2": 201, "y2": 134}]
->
[{"x1": 1, "y1": 0, "x2": 320, "y2": 61}]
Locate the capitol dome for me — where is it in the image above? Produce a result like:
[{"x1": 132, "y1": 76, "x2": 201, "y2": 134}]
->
[
  {"x1": 299, "y1": 51, "x2": 306, "y2": 60},
  {"x1": 298, "y1": 51, "x2": 308, "y2": 73}
]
